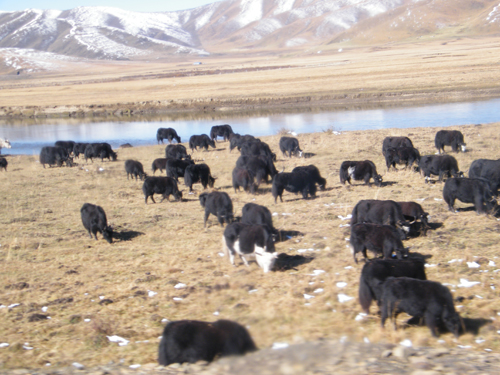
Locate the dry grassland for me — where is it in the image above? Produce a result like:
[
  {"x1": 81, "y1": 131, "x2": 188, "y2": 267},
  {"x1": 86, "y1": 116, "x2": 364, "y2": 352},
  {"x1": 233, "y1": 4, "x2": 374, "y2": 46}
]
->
[
  {"x1": 1, "y1": 36, "x2": 500, "y2": 114},
  {"x1": 1, "y1": 122, "x2": 500, "y2": 369}
]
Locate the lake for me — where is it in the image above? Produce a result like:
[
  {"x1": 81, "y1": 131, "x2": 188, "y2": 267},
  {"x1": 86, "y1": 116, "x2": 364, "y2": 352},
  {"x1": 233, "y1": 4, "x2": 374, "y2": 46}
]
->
[{"x1": 1, "y1": 98, "x2": 500, "y2": 155}]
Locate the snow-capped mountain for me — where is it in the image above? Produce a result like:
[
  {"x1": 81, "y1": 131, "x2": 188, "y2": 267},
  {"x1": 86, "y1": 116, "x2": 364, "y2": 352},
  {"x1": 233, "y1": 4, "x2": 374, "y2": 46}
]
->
[{"x1": 0, "y1": 0, "x2": 499, "y2": 63}]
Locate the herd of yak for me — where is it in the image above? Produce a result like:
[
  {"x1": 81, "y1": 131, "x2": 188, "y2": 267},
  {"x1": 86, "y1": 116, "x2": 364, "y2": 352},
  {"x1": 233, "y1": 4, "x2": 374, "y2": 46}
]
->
[{"x1": 12, "y1": 124, "x2": 498, "y2": 365}]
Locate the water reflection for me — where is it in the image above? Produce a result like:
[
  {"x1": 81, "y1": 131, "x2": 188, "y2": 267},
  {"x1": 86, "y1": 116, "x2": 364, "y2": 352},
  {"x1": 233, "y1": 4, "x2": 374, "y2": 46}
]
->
[{"x1": 1, "y1": 98, "x2": 499, "y2": 155}]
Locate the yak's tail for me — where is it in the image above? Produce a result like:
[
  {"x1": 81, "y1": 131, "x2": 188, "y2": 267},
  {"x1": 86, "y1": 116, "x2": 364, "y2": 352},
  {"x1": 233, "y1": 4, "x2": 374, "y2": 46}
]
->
[{"x1": 358, "y1": 273, "x2": 373, "y2": 314}]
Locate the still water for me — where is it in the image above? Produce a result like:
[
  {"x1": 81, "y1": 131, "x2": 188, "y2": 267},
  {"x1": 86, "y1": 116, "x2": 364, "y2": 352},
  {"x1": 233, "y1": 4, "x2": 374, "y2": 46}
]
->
[{"x1": 1, "y1": 98, "x2": 500, "y2": 155}]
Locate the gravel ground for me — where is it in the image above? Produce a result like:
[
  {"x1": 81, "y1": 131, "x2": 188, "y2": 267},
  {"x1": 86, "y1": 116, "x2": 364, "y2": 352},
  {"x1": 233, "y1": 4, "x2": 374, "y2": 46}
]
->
[{"x1": 4, "y1": 340, "x2": 500, "y2": 375}]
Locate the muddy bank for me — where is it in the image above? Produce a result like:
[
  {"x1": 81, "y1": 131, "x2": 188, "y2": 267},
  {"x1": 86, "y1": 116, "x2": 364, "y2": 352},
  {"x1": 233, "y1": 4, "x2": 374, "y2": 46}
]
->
[{"x1": 1, "y1": 88, "x2": 500, "y2": 120}]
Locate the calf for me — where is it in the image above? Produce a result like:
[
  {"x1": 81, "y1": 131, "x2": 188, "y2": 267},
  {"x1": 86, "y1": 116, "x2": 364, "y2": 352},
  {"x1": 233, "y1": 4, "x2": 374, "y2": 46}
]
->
[
  {"x1": 210, "y1": 124, "x2": 234, "y2": 142},
  {"x1": 125, "y1": 160, "x2": 146, "y2": 180},
  {"x1": 55, "y1": 140, "x2": 76, "y2": 156},
  {"x1": 292, "y1": 165, "x2": 326, "y2": 190},
  {"x1": 350, "y1": 199, "x2": 410, "y2": 235},
  {"x1": 199, "y1": 191, "x2": 234, "y2": 227},
  {"x1": 80, "y1": 203, "x2": 113, "y2": 243},
  {"x1": 468, "y1": 158, "x2": 500, "y2": 196},
  {"x1": 272, "y1": 170, "x2": 317, "y2": 203},
  {"x1": 350, "y1": 223, "x2": 408, "y2": 263},
  {"x1": 443, "y1": 177, "x2": 496, "y2": 214},
  {"x1": 397, "y1": 201, "x2": 430, "y2": 235},
  {"x1": 157, "y1": 127, "x2": 181, "y2": 144},
  {"x1": 418, "y1": 154, "x2": 462, "y2": 183},
  {"x1": 151, "y1": 158, "x2": 168, "y2": 175},
  {"x1": 232, "y1": 167, "x2": 256, "y2": 193},
  {"x1": 158, "y1": 319, "x2": 256, "y2": 366},
  {"x1": 142, "y1": 177, "x2": 182, "y2": 204},
  {"x1": 166, "y1": 158, "x2": 195, "y2": 181},
  {"x1": 384, "y1": 147, "x2": 420, "y2": 171},
  {"x1": 340, "y1": 160, "x2": 382, "y2": 187},
  {"x1": 0, "y1": 157, "x2": 7, "y2": 171},
  {"x1": 184, "y1": 164, "x2": 216, "y2": 192},
  {"x1": 435, "y1": 130, "x2": 466, "y2": 153},
  {"x1": 165, "y1": 144, "x2": 189, "y2": 160},
  {"x1": 39, "y1": 146, "x2": 73, "y2": 168},
  {"x1": 382, "y1": 136, "x2": 414, "y2": 156},
  {"x1": 380, "y1": 277, "x2": 461, "y2": 337},
  {"x1": 279, "y1": 136, "x2": 303, "y2": 158},
  {"x1": 241, "y1": 203, "x2": 277, "y2": 236},
  {"x1": 222, "y1": 222, "x2": 277, "y2": 273},
  {"x1": 189, "y1": 134, "x2": 216, "y2": 151},
  {"x1": 359, "y1": 259, "x2": 427, "y2": 314}
]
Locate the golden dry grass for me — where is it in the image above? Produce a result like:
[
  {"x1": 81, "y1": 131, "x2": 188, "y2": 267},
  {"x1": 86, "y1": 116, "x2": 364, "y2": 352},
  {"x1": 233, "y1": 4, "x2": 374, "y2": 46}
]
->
[
  {"x1": 1, "y1": 122, "x2": 500, "y2": 369},
  {"x1": 1, "y1": 36, "x2": 500, "y2": 112}
]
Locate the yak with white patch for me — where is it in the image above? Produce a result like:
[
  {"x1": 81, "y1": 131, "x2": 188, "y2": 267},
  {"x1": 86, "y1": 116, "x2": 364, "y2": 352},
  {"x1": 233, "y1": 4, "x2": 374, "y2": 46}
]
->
[
  {"x1": 189, "y1": 134, "x2": 216, "y2": 152},
  {"x1": 340, "y1": 160, "x2": 382, "y2": 187},
  {"x1": 210, "y1": 125, "x2": 234, "y2": 142},
  {"x1": 358, "y1": 258, "x2": 427, "y2": 314},
  {"x1": 158, "y1": 319, "x2": 257, "y2": 366},
  {"x1": 350, "y1": 223, "x2": 409, "y2": 264},
  {"x1": 184, "y1": 164, "x2": 216, "y2": 192},
  {"x1": 418, "y1": 154, "x2": 462, "y2": 183},
  {"x1": 142, "y1": 176, "x2": 182, "y2": 204},
  {"x1": 443, "y1": 177, "x2": 496, "y2": 214},
  {"x1": 199, "y1": 191, "x2": 234, "y2": 228},
  {"x1": 279, "y1": 136, "x2": 302, "y2": 158},
  {"x1": 157, "y1": 128, "x2": 181, "y2": 144},
  {"x1": 468, "y1": 158, "x2": 500, "y2": 196},
  {"x1": 222, "y1": 222, "x2": 277, "y2": 273},
  {"x1": 382, "y1": 136, "x2": 414, "y2": 156},
  {"x1": 80, "y1": 203, "x2": 113, "y2": 243},
  {"x1": 435, "y1": 130, "x2": 466, "y2": 153},
  {"x1": 380, "y1": 277, "x2": 461, "y2": 337},
  {"x1": 125, "y1": 160, "x2": 146, "y2": 180}
]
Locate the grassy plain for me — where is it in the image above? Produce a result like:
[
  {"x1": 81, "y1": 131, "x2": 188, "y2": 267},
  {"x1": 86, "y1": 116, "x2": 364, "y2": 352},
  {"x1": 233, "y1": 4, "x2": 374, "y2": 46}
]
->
[
  {"x1": 1, "y1": 36, "x2": 500, "y2": 115},
  {"x1": 1, "y1": 122, "x2": 500, "y2": 369}
]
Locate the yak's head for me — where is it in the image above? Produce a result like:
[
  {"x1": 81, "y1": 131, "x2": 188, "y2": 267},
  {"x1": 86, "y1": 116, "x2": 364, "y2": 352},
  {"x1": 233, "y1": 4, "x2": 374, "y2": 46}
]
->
[
  {"x1": 443, "y1": 310, "x2": 461, "y2": 338},
  {"x1": 102, "y1": 226, "x2": 113, "y2": 244},
  {"x1": 374, "y1": 174, "x2": 383, "y2": 187},
  {"x1": 208, "y1": 176, "x2": 216, "y2": 188},
  {"x1": 460, "y1": 143, "x2": 467, "y2": 152},
  {"x1": 255, "y1": 248, "x2": 278, "y2": 273},
  {"x1": 174, "y1": 190, "x2": 183, "y2": 202}
]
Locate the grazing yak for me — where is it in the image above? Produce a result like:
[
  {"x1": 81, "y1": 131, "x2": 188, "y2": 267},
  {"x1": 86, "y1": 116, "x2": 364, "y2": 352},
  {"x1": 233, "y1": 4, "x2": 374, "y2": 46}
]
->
[
  {"x1": 142, "y1": 176, "x2": 182, "y2": 204},
  {"x1": 241, "y1": 203, "x2": 277, "y2": 235},
  {"x1": 0, "y1": 157, "x2": 8, "y2": 171},
  {"x1": 39, "y1": 146, "x2": 73, "y2": 168},
  {"x1": 73, "y1": 142, "x2": 89, "y2": 158},
  {"x1": 125, "y1": 160, "x2": 146, "y2": 180},
  {"x1": 279, "y1": 136, "x2": 303, "y2": 158},
  {"x1": 166, "y1": 158, "x2": 195, "y2": 181},
  {"x1": 80, "y1": 203, "x2": 113, "y2": 243},
  {"x1": 435, "y1": 130, "x2": 466, "y2": 153},
  {"x1": 158, "y1": 319, "x2": 256, "y2": 366},
  {"x1": 151, "y1": 158, "x2": 168, "y2": 175},
  {"x1": 229, "y1": 134, "x2": 259, "y2": 152},
  {"x1": 55, "y1": 140, "x2": 76, "y2": 156},
  {"x1": 157, "y1": 128, "x2": 181, "y2": 144},
  {"x1": 232, "y1": 167, "x2": 256, "y2": 193},
  {"x1": 240, "y1": 141, "x2": 275, "y2": 162},
  {"x1": 359, "y1": 259, "x2": 427, "y2": 314},
  {"x1": 236, "y1": 155, "x2": 278, "y2": 188},
  {"x1": 272, "y1": 170, "x2": 317, "y2": 203},
  {"x1": 222, "y1": 222, "x2": 277, "y2": 273},
  {"x1": 418, "y1": 154, "x2": 463, "y2": 183},
  {"x1": 84, "y1": 143, "x2": 117, "y2": 163},
  {"x1": 380, "y1": 277, "x2": 461, "y2": 337},
  {"x1": 382, "y1": 136, "x2": 414, "y2": 156},
  {"x1": 350, "y1": 223, "x2": 409, "y2": 263},
  {"x1": 184, "y1": 164, "x2": 216, "y2": 192},
  {"x1": 210, "y1": 124, "x2": 234, "y2": 142},
  {"x1": 350, "y1": 200, "x2": 410, "y2": 236},
  {"x1": 443, "y1": 177, "x2": 496, "y2": 214},
  {"x1": 165, "y1": 144, "x2": 190, "y2": 160},
  {"x1": 199, "y1": 191, "x2": 234, "y2": 228},
  {"x1": 189, "y1": 134, "x2": 216, "y2": 152},
  {"x1": 340, "y1": 160, "x2": 382, "y2": 187},
  {"x1": 384, "y1": 147, "x2": 420, "y2": 171},
  {"x1": 397, "y1": 201, "x2": 430, "y2": 235},
  {"x1": 292, "y1": 164, "x2": 326, "y2": 190},
  {"x1": 469, "y1": 158, "x2": 500, "y2": 196},
  {"x1": 0, "y1": 138, "x2": 12, "y2": 154}
]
